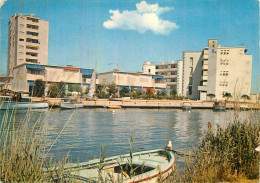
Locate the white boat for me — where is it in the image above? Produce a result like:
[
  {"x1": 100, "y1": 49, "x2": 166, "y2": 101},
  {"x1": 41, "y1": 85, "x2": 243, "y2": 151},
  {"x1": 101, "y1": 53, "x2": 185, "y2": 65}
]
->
[
  {"x1": 213, "y1": 101, "x2": 226, "y2": 111},
  {"x1": 51, "y1": 141, "x2": 175, "y2": 182},
  {"x1": 60, "y1": 100, "x2": 83, "y2": 109},
  {"x1": 0, "y1": 101, "x2": 49, "y2": 110}
]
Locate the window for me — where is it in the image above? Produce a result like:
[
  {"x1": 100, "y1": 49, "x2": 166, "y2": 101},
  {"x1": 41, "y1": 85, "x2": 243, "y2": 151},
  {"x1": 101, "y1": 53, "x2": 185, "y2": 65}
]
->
[
  {"x1": 26, "y1": 38, "x2": 39, "y2": 44},
  {"x1": 26, "y1": 58, "x2": 38, "y2": 63},
  {"x1": 212, "y1": 49, "x2": 214, "y2": 53},
  {"x1": 30, "y1": 70, "x2": 41, "y2": 75},
  {"x1": 27, "y1": 31, "x2": 38, "y2": 36},
  {"x1": 26, "y1": 52, "x2": 38, "y2": 57},
  {"x1": 148, "y1": 69, "x2": 150, "y2": 73},
  {"x1": 26, "y1": 45, "x2": 38, "y2": 50},
  {"x1": 19, "y1": 38, "x2": 24, "y2": 41},
  {"x1": 27, "y1": 17, "x2": 39, "y2": 23},
  {"x1": 27, "y1": 24, "x2": 39, "y2": 30}
]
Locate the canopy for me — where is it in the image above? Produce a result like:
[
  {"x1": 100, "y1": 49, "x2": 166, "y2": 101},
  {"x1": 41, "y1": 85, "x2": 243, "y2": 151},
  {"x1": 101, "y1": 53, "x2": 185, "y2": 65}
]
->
[
  {"x1": 26, "y1": 64, "x2": 45, "y2": 70},
  {"x1": 28, "y1": 81, "x2": 35, "y2": 86},
  {"x1": 119, "y1": 86, "x2": 130, "y2": 91},
  {"x1": 152, "y1": 75, "x2": 164, "y2": 79},
  {"x1": 80, "y1": 69, "x2": 94, "y2": 75}
]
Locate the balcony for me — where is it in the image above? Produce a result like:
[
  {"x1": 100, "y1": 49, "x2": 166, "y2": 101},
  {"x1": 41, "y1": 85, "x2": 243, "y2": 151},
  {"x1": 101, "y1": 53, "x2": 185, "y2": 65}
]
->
[
  {"x1": 202, "y1": 75, "x2": 208, "y2": 80},
  {"x1": 156, "y1": 68, "x2": 177, "y2": 72},
  {"x1": 203, "y1": 54, "x2": 209, "y2": 59},
  {"x1": 198, "y1": 85, "x2": 207, "y2": 91},
  {"x1": 163, "y1": 75, "x2": 177, "y2": 79},
  {"x1": 166, "y1": 82, "x2": 177, "y2": 86},
  {"x1": 203, "y1": 64, "x2": 208, "y2": 70},
  {"x1": 154, "y1": 83, "x2": 167, "y2": 88}
]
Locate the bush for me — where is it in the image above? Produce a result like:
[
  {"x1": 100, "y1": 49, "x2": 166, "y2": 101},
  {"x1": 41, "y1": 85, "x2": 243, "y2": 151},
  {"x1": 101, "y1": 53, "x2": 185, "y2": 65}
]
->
[{"x1": 181, "y1": 117, "x2": 259, "y2": 182}]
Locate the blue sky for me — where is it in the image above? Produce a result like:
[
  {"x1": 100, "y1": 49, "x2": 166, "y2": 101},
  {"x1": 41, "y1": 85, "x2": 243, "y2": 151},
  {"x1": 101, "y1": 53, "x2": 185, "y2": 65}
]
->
[{"x1": 0, "y1": 0, "x2": 259, "y2": 93}]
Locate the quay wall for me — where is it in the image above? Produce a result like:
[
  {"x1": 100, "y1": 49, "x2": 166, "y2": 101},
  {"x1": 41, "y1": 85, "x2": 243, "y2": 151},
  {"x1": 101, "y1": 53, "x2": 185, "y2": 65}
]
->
[{"x1": 40, "y1": 98, "x2": 259, "y2": 109}]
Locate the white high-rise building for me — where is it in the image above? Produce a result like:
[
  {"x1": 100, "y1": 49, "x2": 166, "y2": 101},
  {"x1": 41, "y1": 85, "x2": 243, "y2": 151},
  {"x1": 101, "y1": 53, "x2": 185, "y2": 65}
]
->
[
  {"x1": 176, "y1": 60, "x2": 183, "y2": 96},
  {"x1": 181, "y1": 39, "x2": 252, "y2": 100},
  {"x1": 8, "y1": 14, "x2": 49, "y2": 75},
  {"x1": 142, "y1": 61, "x2": 155, "y2": 75}
]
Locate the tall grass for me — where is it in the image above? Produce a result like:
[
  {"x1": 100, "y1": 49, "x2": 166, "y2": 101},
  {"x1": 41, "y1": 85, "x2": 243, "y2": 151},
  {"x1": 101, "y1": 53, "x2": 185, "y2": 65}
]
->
[
  {"x1": 175, "y1": 110, "x2": 260, "y2": 182},
  {"x1": 0, "y1": 108, "x2": 72, "y2": 182}
]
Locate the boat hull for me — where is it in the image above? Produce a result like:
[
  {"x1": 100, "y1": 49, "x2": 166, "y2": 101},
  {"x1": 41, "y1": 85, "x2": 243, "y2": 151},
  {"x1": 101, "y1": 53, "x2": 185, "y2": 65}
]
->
[
  {"x1": 0, "y1": 102, "x2": 49, "y2": 110},
  {"x1": 64, "y1": 149, "x2": 175, "y2": 183},
  {"x1": 60, "y1": 102, "x2": 83, "y2": 109}
]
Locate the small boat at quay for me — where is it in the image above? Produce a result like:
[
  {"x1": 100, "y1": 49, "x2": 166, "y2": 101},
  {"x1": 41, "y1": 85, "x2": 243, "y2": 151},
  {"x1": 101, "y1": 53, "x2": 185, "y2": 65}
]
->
[
  {"x1": 107, "y1": 105, "x2": 122, "y2": 109},
  {"x1": 51, "y1": 141, "x2": 175, "y2": 183},
  {"x1": 213, "y1": 101, "x2": 226, "y2": 111},
  {"x1": 182, "y1": 102, "x2": 192, "y2": 110},
  {"x1": 0, "y1": 90, "x2": 48, "y2": 110},
  {"x1": 60, "y1": 99, "x2": 83, "y2": 109}
]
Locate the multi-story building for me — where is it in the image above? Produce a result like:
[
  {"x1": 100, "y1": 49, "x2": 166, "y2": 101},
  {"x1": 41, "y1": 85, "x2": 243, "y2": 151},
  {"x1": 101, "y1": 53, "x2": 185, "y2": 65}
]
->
[
  {"x1": 142, "y1": 61, "x2": 178, "y2": 94},
  {"x1": 142, "y1": 61, "x2": 155, "y2": 75},
  {"x1": 11, "y1": 64, "x2": 94, "y2": 94},
  {"x1": 98, "y1": 70, "x2": 166, "y2": 93},
  {"x1": 176, "y1": 60, "x2": 183, "y2": 96},
  {"x1": 8, "y1": 14, "x2": 49, "y2": 75},
  {"x1": 155, "y1": 61, "x2": 178, "y2": 95},
  {"x1": 181, "y1": 39, "x2": 252, "y2": 100}
]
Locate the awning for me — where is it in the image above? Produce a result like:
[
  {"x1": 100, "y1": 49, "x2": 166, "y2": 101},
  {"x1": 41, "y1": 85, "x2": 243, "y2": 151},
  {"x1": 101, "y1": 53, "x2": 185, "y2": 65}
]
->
[
  {"x1": 28, "y1": 81, "x2": 35, "y2": 87},
  {"x1": 64, "y1": 67, "x2": 80, "y2": 71},
  {"x1": 152, "y1": 75, "x2": 164, "y2": 79},
  {"x1": 119, "y1": 86, "x2": 130, "y2": 91},
  {"x1": 26, "y1": 45, "x2": 38, "y2": 48},
  {"x1": 26, "y1": 52, "x2": 38, "y2": 54},
  {"x1": 82, "y1": 83, "x2": 90, "y2": 86},
  {"x1": 155, "y1": 87, "x2": 163, "y2": 91},
  {"x1": 26, "y1": 64, "x2": 45, "y2": 70},
  {"x1": 143, "y1": 87, "x2": 155, "y2": 93},
  {"x1": 80, "y1": 69, "x2": 94, "y2": 75}
]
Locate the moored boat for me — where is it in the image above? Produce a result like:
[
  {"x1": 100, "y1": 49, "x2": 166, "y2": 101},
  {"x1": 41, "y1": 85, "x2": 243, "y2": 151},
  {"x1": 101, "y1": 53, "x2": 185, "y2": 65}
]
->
[
  {"x1": 213, "y1": 101, "x2": 226, "y2": 111},
  {"x1": 50, "y1": 141, "x2": 175, "y2": 182},
  {"x1": 182, "y1": 102, "x2": 192, "y2": 110},
  {"x1": 60, "y1": 99, "x2": 83, "y2": 109},
  {"x1": 107, "y1": 105, "x2": 122, "y2": 109}
]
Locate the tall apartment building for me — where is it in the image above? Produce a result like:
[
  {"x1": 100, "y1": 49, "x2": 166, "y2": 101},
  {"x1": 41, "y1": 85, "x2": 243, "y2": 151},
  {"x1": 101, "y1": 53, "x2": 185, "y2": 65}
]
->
[
  {"x1": 8, "y1": 14, "x2": 49, "y2": 75},
  {"x1": 181, "y1": 39, "x2": 252, "y2": 100},
  {"x1": 155, "y1": 61, "x2": 177, "y2": 94},
  {"x1": 176, "y1": 60, "x2": 183, "y2": 96},
  {"x1": 142, "y1": 61, "x2": 178, "y2": 94}
]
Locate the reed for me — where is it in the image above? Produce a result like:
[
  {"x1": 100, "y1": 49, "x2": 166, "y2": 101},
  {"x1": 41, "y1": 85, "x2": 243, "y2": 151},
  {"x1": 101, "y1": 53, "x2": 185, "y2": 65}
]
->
[
  {"x1": 174, "y1": 110, "x2": 259, "y2": 182},
  {"x1": 0, "y1": 108, "x2": 73, "y2": 182}
]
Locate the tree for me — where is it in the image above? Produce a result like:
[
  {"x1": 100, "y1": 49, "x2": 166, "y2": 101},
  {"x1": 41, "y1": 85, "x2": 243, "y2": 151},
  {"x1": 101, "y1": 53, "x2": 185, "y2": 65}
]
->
[
  {"x1": 207, "y1": 93, "x2": 216, "y2": 101},
  {"x1": 106, "y1": 84, "x2": 118, "y2": 98},
  {"x1": 58, "y1": 81, "x2": 66, "y2": 98},
  {"x1": 223, "y1": 92, "x2": 232, "y2": 101},
  {"x1": 48, "y1": 83, "x2": 59, "y2": 98},
  {"x1": 30, "y1": 79, "x2": 45, "y2": 97},
  {"x1": 241, "y1": 94, "x2": 250, "y2": 102},
  {"x1": 96, "y1": 84, "x2": 109, "y2": 99},
  {"x1": 120, "y1": 86, "x2": 129, "y2": 97}
]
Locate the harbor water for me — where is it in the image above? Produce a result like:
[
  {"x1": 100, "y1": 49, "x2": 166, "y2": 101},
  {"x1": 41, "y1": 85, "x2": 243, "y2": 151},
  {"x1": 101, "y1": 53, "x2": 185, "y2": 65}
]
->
[{"x1": 0, "y1": 108, "x2": 257, "y2": 165}]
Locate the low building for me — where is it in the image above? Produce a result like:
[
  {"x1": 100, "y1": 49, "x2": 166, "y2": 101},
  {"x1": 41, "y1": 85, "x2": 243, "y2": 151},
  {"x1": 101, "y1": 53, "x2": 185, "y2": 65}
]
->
[
  {"x1": 11, "y1": 63, "x2": 95, "y2": 94},
  {"x1": 98, "y1": 70, "x2": 166, "y2": 93}
]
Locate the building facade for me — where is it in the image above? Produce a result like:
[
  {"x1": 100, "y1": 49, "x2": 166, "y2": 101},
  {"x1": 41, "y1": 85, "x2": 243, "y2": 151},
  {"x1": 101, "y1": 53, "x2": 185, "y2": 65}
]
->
[
  {"x1": 142, "y1": 61, "x2": 178, "y2": 95},
  {"x1": 181, "y1": 39, "x2": 252, "y2": 100},
  {"x1": 11, "y1": 64, "x2": 94, "y2": 94},
  {"x1": 98, "y1": 70, "x2": 166, "y2": 93},
  {"x1": 8, "y1": 14, "x2": 49, "y2": 75},
  {"x1": 176, "y1": 60, "x2": 183, "y2": 96},
  {"x1": 142, "y1": 61, "x2": 155, "y2": 75}
]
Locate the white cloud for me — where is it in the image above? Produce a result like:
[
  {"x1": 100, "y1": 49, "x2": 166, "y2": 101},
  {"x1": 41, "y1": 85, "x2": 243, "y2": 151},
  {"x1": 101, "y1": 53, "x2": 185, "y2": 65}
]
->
[
  {"x1": 0, "y1": 0, "x2": 7, "y2": 8},
  {"x1": 103, "y1": 1, "x2": 178, "y2": 35}
]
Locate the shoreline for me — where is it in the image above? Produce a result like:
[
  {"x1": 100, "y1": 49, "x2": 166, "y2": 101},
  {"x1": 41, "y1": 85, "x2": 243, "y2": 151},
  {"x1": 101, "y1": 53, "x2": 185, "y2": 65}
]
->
[{"x1": 44, "y1": 98, "x2": 260, "y2": 110}]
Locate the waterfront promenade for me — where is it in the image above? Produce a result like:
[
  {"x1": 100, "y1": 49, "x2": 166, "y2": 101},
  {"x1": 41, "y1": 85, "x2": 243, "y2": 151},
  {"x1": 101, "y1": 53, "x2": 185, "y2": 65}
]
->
[{"x1": 35, "y1": 98, "x2": 260, "y2": 109}]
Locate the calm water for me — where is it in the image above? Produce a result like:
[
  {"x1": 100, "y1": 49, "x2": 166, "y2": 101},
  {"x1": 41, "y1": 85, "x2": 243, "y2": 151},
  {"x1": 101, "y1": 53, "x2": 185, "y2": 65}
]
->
[{"x1": 0, "y1": 108, "x2": 256, "y2": 164}]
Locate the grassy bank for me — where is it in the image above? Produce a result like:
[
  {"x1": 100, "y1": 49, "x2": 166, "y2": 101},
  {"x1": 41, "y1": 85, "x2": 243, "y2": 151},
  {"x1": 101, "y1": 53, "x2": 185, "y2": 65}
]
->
[
  {"x1": 169, "y1": 111, "x2": 259, "y2": 182},
  {"x1": 0, "y1": 108, "x2": 73, "y2": 182}
]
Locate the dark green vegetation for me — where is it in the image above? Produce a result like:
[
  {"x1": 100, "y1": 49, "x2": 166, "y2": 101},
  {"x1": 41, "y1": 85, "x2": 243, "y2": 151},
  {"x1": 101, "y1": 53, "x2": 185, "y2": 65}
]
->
[
  {"x1": 29, "y1": 79, "x2": 45, "y2": 97},
  {"x1": 170, "y1": 111, "x2": 259, "y2": 182}
]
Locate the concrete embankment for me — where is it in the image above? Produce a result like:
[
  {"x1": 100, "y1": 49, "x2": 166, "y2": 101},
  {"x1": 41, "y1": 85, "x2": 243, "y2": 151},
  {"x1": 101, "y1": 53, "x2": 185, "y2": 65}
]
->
[{"x1": 42, "y1": 98, "x2": 259, "y2": 110}]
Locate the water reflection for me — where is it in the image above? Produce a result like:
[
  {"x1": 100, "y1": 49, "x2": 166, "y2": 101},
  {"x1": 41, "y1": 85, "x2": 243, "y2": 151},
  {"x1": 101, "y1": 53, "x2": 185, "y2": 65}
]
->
[{"x1": 0, "y1": 108, "x2": 257, "y2": 164}]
